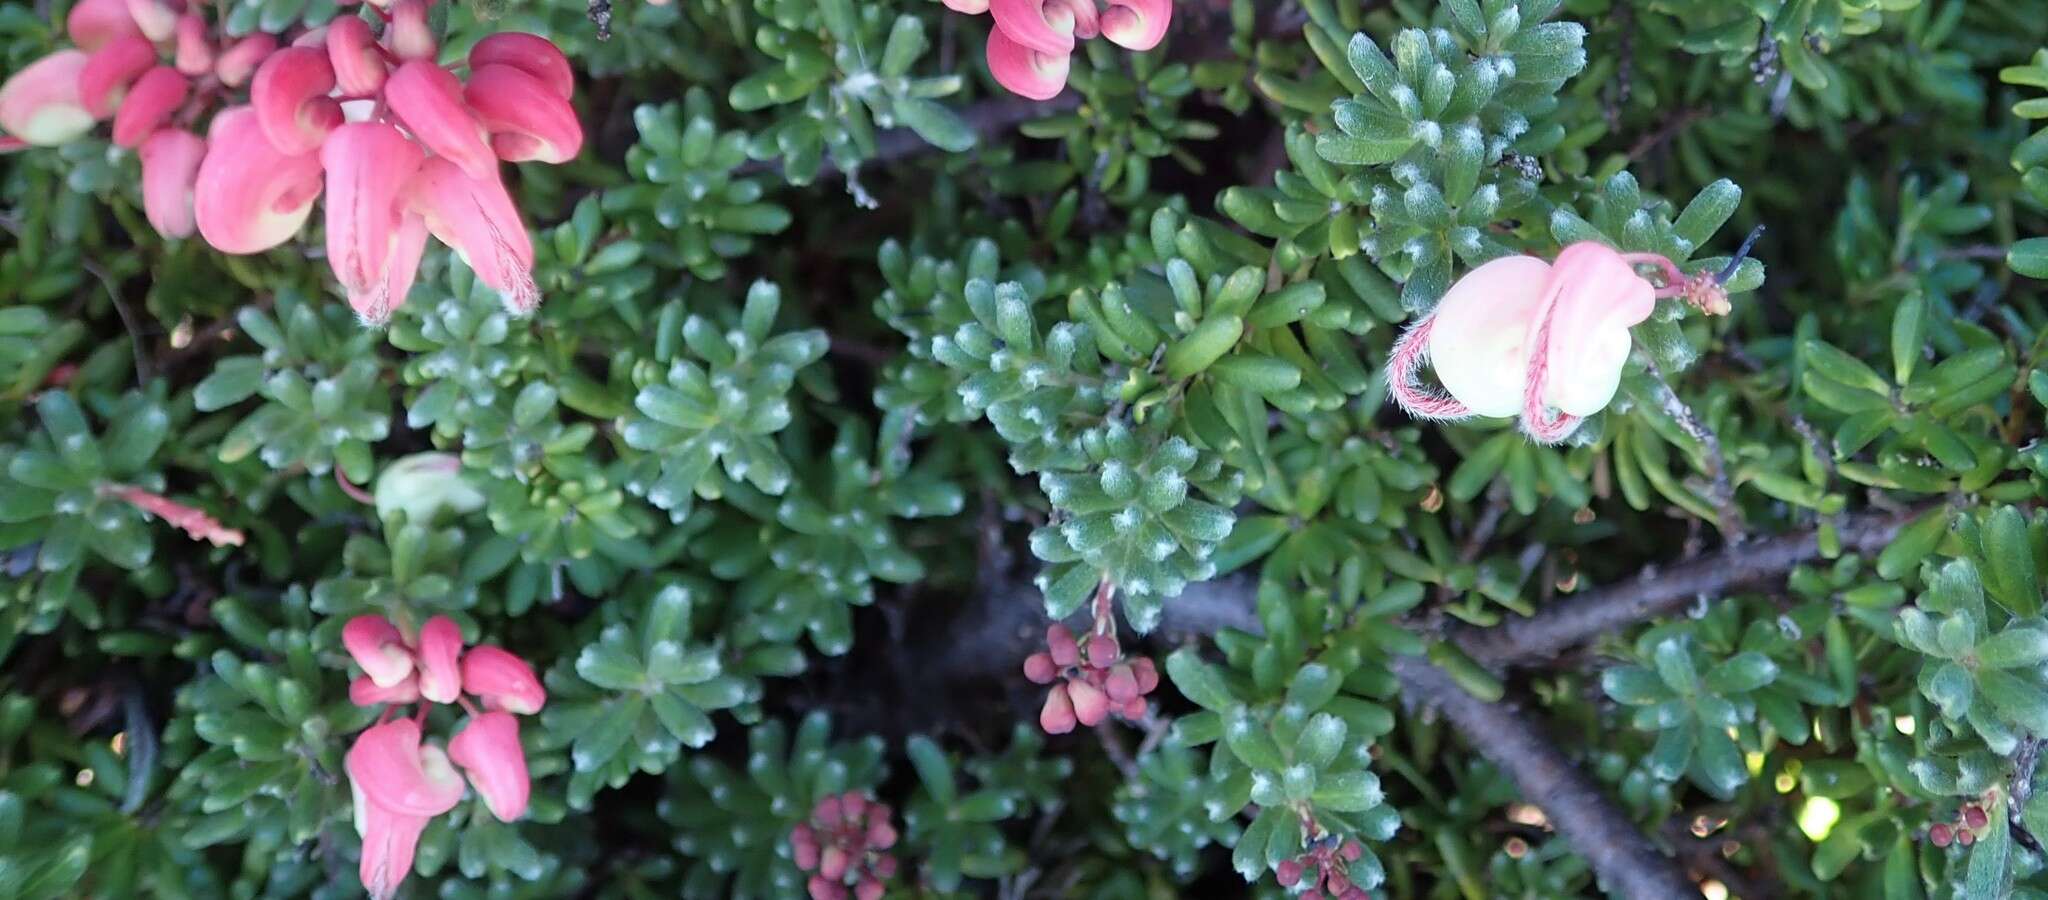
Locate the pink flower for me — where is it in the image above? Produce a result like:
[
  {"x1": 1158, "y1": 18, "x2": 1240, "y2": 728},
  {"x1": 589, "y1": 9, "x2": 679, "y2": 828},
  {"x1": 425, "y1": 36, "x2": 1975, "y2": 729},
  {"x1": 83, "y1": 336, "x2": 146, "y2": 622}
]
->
[
  {"x1": 321, "y1": 122, "x2": 426, "y2": 323},
  {"x1": 942, "y1": 0, "x2": 990, "y2": 11},
  {"x1": 66, "y1": 0, "x2": 144, "y2": 52},
  {"x1": 174, "y1": 15, "x2": 213, "y2": 76},
  {"x1": 213, "y1": 34, "x2": 277, "y2": 88},
  {"x1": 385, "y1": 0, "x2": 436, "y2": 61},
  {"x1": 464, "y1": 64, "x2": 583, "y2": 164},
  {"x1": 137, "y1": 129, "x2": 205, "y2": 239},
  {"x1": 1388, "y1": 242, "x2": 1662, "y2": 443},
  {"x1": 124, "y1": 0, "x2": 181, "y2": 42},
  {"x1": 990, "y1": 0, "x2": 1079, "y2": 55},
  {"x1": 0, "y1": 51, "x2": 96, "y2": 147},
  {"x1": 447, "y1": 711, "x2": 530, "y2": 822},
  {"x1": 343, "y1": 614, "x2": 415, "y2": 688},
  {"x1": 193, "y1": 105, "x2": 323, "y2": 254},
  {"x1": 251, "y1": 46, "x2": 341, "y2": 155},
  {"x1": 460, "y1": 644, "x2": 546, "y2": 714},
  {"x1": 468, "y1": 32, "x2": 575, "y2": 100},
  {"x1": 984, "y1": 26, "x2": 1071, "y2": 101},
  {"x1": 347, "y1": 720, "x2": 465, "y2": 900},
  {"x1": 384, "y1": 60, "x2": 497, "y2": 181},
  {"x1": 353, "y1": 789, "x2": 431, "y2": 900},
  {"x1": 110, "y1": 66, "x2": 188, "y2": 148},
  {"x1": 78, "y1": 35, "x2": 157, "y2": 118},
  {"x1": 1101, "y1": 0, "x2": 1171, "y2": 51},
  {"x1": 326, "y1": 16, "x2": 387, "y2": 97},
  {"x1": 409, "y1": 156, "x2": 539, "y2": 313},
  {"x1": 349, "y1": 674, "x2": 422, "y2": 706},
  {"x1": 414, "y1": 615, "x2": 464, "y2": 703}
]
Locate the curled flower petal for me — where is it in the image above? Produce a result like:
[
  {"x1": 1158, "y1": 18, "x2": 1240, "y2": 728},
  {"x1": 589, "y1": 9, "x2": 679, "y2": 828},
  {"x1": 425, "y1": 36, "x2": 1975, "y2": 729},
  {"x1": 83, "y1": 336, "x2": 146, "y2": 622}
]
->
[
  {"x1": 459, "y1": 644, "x2": 545, "y2": 714},
  {"x1": 468, "y1": 32, "x2": 574, "y2": 100},
  {"x1": 414, "y1": 615, "x2": 464, "y2": 704},
  {"x1": 385, "y1": 0, "x2": 435, "y2": 61},
  {"x1": 463, "y1": 64, "x2": 582, "y2": 164},
  {"x1": 985, "y1": 26, "x2": 1069, "y2": 101},
  {"x1": 345, "y1": 719, "x2": 465, "y2": 818},
  {"x1": 67, "y1": 0, "x2": 144, "y2": 52},
  {"x1": 79, "y1": 35, "x2": 158, "y2": 118},
  {"x1": 989, "y1": 0, "x2": 1077, "y2": 55},
  {"x1": 137, "y1": 129, "x2": 204, "y2": 238},
  {"x1": 349, "y1": 673, "x2": 421, "y2": 706},
  {"x1": 1050, "y1": 0, "x2": 1099, "y2": 39},
  {"x1": 326, "y1": 15, "x2": 387, "y2": 97},
  {"x1": 0, "y1": 51, "x2": 96, "y2": 146},
  {"x1": 111, "y1": 66, "x2": 187, "y2": 148},
  {"x1": 193, "y1": 106, "x2": 322, "y2": 253},
  {"x1": 409, "y1": 156, "x2": 539, "y2": 313},
  {"x1": 174, "y1": 14, "x2": 213, "y2": 76},
  {"x1": 1526, "y1": 241, "x2": 1655, "y2": 422},
  {"x1": 124, "y1": 0, "x2": 181, "y2": 42},
  {"x1": 215, "y1": 34, "x2": 278, "y2": 88},
  {"x1": 941, "y1": 0, "x2": 990, "y2": 12},
  {"x1": 321, "y1": 122, "x2": 425, "y2": 322},
  {"x1": 353, "y1": 786, "x2": 430, "y2": 900},
  {"x1": 1101, "y1": 0, "x2": 1171, "y2": 51},
  {"x1": 448, "y1": 712, "x2": 530, "y2": 822},
  {"x1": 252, "y1": 47, "x2": 341, "y2": 155},
  {"x1": 343, "y1": 615, "x2": 415, "y2": 687},
  {"x1": 385, "y1": 60, "x2": 496, "y2": 180},
  {"x1": 1419, "y1": 254, "x2": 1554, "y2": 419}
]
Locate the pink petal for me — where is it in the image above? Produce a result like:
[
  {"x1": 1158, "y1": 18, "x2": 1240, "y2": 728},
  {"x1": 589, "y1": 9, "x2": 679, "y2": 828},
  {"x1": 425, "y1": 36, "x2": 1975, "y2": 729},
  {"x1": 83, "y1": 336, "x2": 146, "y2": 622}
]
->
[
  {"x1": 384, "y1": 0, "x2": 435, "y2": 61},
  {"x1": 468, "y1": 32, "x2": 574, "y2": 100},
  {"x1": 174, "y1": 14, "x2": 213, "y2": 76},
  {"x1": 408, "y1": 156, "x2": 539, "y2": 313},
  {"x1": 353, "y1": 781, "x2": 432, "y2": 900},
  {"x1": 385, "y1": 60, "x2": 496, "y2": 180},
  {"x1": 137, "y1": 128, "x2": 204, "y2": 238},
  {"x1": 447, "y1": 711, "x2": 530, "y2": 822},
  {"x1": 985, "y1": 27, "x2": 1069, "y2": 101},
  {"x1": 989, "y1": 0, "x2": 1077, "y2": 55},
  {"x1": 459, "y1": 644, "x2": 546, "y2": 714},
  {"x1": 193, "y1": 105, "x2": 322, "y2": 254},
  {"x1": 1424, "y1": 254, "x2": 1551, "y2": 419},
  {"x1": 414, "y1": 615, "x2": 464, "y2": 704},
  {"x1": 0, "y1": 51, "x2": 95, "y2": 146},
  {"x1": 1530, "y1": 241, "x2": 1655, "y2": 420},
  {"x1": 463, "y1": 63, "x2": 582, "y2": 164},
  {"x1": 326, "y1": 15, "x2": 387, "y2": 97},
  {"x1": 78, "y1": 35, "x2": 158, "y2": 119},
  {"x1": 109, "y1": 484, "x2": 241, "y2": 544},
  {"x1": 1050, "y1": 0, "x2": 1099, "y2": 39},
  {"x1": 66, "y1": 0, "x2": 144, "y2": 52},
  {"x1": 251, "y1": 47, "x2": 341, "y2": 155},
  {"x1": 214, "y1": 34, "x2": 278, "y2": 89},
  {"x1": 1101, "y1": 0, "x2": 1171, "y2": 51},
  {"x1": 321, "y1": 122, "x2": 425, "y2": 323},
  {"x1": 111, "y1": 66, "x2": 187, "y2": 148},
  {"x1": 373, "y1": 214, "x2": 429, "y2": 324},
  {"x1": 941, "y1": 0, "x2": 990, "y2": 12},
  {"x1": 124, "y1": 0, "x2": 181, "y2": 42},
  {"x1": 349, "y1": 673, "x2": 422, "y2": 706},
  {"x1": 342, "y1": 614, "x2": 414, "y2": 687},
  {"x1": 344, "y1": 719, "x2": 466, "y2": 818}
]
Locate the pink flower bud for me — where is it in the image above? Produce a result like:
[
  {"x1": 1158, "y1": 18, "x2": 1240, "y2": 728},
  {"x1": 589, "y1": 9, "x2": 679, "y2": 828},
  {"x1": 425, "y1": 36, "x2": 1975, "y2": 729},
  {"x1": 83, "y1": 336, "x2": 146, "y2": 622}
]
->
[
  {"x1": 1341, "y1": 839, "x2": 1364, "y2": 861},
  {"x1": 1103, "y1": 664, "x2": 1138, "y2": 703},
  {"x1": 193, "y1": 105, "x2": 323, "y2": 253},
  {"x1": 447, "y1": 711, "x2": 530, "y2": 822},
  {"x1": 1039, "y1": 683, "x2": 1076, "y2": 734},
  {"x1": 464, "y1": 63, "x2": 583, "y2": 164},
  {"x1": 353, "y1": 783, "x2": 432, "y2": 900},
  {"x1": 807, "y1": 876, "x2": 847, "y2": 900},
  {"x1": 1130, "y1": 656, "x2": 1159, "y2": 694},
  {"x1": 111, "y1": 66, "x2": 187, "y2": 148},
  {"x1": 866, "y1": 819, "x2": 897, "y2": 850},
  {"x1": 67, "y1": 0, "x2": 144, "y2": 52},
  {"x1": 78, "y1": 36, "x2": 158, "y2": 119},
  {"x1": 1930, "y1": 823, "x2": 1953, "y2": 847},
  {"x1": 251, "y1": 47, "x2": 341, "y2": 155},
  {"x1": 138, "y1": 128, "x2": 204, "y2": 239},
  {"x1": 1101, "y1": 0, "x2": 1171, "y2": 51},
  {"x1": 1959, "y1": 827, "x2": 1976, "y2": 846},
  {"x1": 838, "y1": 792, "x2": 868, "y2": 820},
  {"x1": 1045, "y1": 624, "x2": 1079, "y2": 667},
  {"x1": 345, "y1": 719, "x2": 466, "y2": 818},
  {"x1": 1067, "y1": 678, "x2": 1109, "y2": 726},
  {"x1": 1964, "y1": 805, "x2": 1989, "y2": 830},
  {"x1": 1277, "y1": 858, "x2": 1304, "y2": 887},
  {"x1": 855, "y1": 877, "x2": 884, "y2": 900},
  {"x1": 791, "y1": 824, "x2": 820, "y2": 869},
  {"x1": 1084, "y1": 633, "x2": 1119, "y2": 666},
  {"x1": 408, "y1": 156, "x2": 540, "y2": 313},
  {"x1": 819, "y1": 845, "x2": 849, "y2": 881},
  {"x1": 413, "y1": 615, "x2": 464, "y2": 704},
  {"x1": 384, "y1": 0, "x2": 436, "y2": 60},
  {"x1": 984, "y1": 27, "x2": 1070, "y2": 101},
  {"x1": 1023, "y1": 651, "x2": 1057, "y2": 684},
  {"x1": 468, "y1": 33, "x2": 574, "y2": 100},
  {"x1": 941, "y1": 0, "x2": 989, "y2": 13},
  {"x1": 342, "y1": 614, "x2": 415, "y2": 688},
  {"x1": 989, "y1": 0, "x2": 1078, "y2": 55},
  {"x1": 0, "y1": 51, "x2": 96, "y2": 146},
  {"x1": 814, "y1": 794, "x2": 844, "y2": 827},
  {"x1": 349, "y1": 673, "x2": 421, "y2": 706},
  {"x1": 460, "y1": 644, "x2": 547, "y2": 714},
  {"x1": 1120, "y1": 695, "x2": 1146, "y2": 719},
  {"x1": 385, "y1": 61, "x2": 496, "y2": 179},
  {"x1": 326, "y1": 16, "x2": 387, "y2": 97},
  {"x1": 124, "y1": 0, "x2": 181, "y2": 42},
  {"x1": 321, "y1": 122, "x2": 426, "y2": 323},
  {"x1": 214, "y1": 34, "x2": 277, "y2": 88},
  {"x1": 174, "y1": 14, "x2": 212, "y2": 76},
  {"x1": 871, "y1": 852, "x2": 898, "y2": 878}
]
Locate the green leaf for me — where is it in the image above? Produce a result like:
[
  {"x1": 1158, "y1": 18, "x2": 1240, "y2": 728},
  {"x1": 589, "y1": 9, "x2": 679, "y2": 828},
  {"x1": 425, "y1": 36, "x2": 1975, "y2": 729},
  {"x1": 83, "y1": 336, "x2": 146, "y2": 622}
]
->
[
  {"x1": 1311, "y1": 770, "x2": 1382, "y2": 812},
  {"x1": 2011, "y1": 238, "x2": 2048, "y2": 279},
  {"x1": 906, "y1": 735, "x2": 956, "y2": 805},
  {"x1": 1977, "y1": 628, "x2": 2048, "y2": 669},
  {"x1": 1802, "y1": 339, "x2": 1892, "y2": 395},
  {"x1": 1165, "y1": 648, "x2": 1237, "y2": 711},
  {"x1": 1165, "y1": 315, "x2": 1245, "y2": 380},
  {"x1": 1979, "y1": 669, "x2": 2048, "y2": 734},
  {"x1": 1964, "y1": 797, "x2": 2012, "y2": 899},
  {"x1": 895, "y1": 97, "x2": 975, "y2": 153},
  {"x1": 1601, "y1": 665, "x2": 1671, "y2": 705},
  {"x1": 1703, "y1": 653, "x2": 1778, "y2": 694},
  {"x1": 1980, "y1": 507, "x2": 2040, "y2": 616}
]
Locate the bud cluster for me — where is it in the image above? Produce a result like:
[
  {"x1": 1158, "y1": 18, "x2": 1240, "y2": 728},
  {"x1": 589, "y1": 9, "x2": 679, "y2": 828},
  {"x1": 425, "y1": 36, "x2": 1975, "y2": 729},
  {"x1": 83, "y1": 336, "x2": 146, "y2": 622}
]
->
[
  {"x1": 790, "y1": 791, "x2": 901, "y2": 900},
  {"x1": 1023, "y1": 623, "x2": 1159, "y2": 734}
]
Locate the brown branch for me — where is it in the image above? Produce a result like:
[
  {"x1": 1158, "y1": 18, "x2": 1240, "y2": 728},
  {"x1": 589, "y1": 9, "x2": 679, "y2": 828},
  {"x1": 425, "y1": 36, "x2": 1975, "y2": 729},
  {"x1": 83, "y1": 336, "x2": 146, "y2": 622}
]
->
[{"x1": 1393, "y1": 656, "x2": 1699, "y2": 899}]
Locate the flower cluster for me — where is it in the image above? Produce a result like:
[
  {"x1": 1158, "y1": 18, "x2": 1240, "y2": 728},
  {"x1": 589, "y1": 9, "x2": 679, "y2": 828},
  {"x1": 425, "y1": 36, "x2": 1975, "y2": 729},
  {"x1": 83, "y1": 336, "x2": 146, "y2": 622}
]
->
[
  {"x1": 0, "y1": 0, "x2": 582, "y2": 323},
  {"x1": 1275, "y1": 835, "x2": 1371, "y2": 900},
  {"x1": 789, "y1": 791, "x2": 901, "y2": 900},
  {"x1": 1386, "y1": 241, "x2": 1735, "y2": 443},
  {"x1": 1023, "y1": 623, "x2": 1159, "y2": 733},
  {"x1": 341, "y1": 613, "x2": 546, "y2": 899},
  {"x1": 1927, "y1": 799, "x2": 1994, "y2": 849},
  {"x1": 938, "y1": 0, "x2": 1173, "y2": 100}
]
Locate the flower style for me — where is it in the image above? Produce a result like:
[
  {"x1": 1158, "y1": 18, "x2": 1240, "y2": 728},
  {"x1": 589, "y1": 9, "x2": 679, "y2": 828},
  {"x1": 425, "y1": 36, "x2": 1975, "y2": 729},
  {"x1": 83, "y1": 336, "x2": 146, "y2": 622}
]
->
[
  {"x1": 1024, "y1": 623, "x2": 1159, "y2": 734},
  {"x1": 1386, "y1": 241, "x2": 1736, "y2": 443},
  {"x1": 0, "y1": 1, "x2": 583, "y2": 324},
  {"x1": 941, "y1": 0, "x2": 1173, "y2": 100}
]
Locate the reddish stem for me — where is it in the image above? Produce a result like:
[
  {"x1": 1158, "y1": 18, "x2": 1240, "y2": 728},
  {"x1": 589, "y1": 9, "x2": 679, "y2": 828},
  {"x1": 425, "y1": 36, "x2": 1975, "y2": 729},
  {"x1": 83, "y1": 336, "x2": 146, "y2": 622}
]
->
[{"x1": 335, "y1": 467, "x2": 375, "y2": 505}]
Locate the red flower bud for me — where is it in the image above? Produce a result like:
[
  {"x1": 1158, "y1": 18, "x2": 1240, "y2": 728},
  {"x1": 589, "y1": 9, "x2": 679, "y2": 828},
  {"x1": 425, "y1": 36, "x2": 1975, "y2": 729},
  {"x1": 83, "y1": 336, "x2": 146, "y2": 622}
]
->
[
  {"x1": 819, "y1": 845, "x2": 849, "y2": 881},
  {"x1": 867, "y1": 819, "x2": 897, "y2": 850},
  {"x1": 1067, "y1": 678, "x2": 1109, "y2": 727},
  {"x1": 1958, "y1": 828, "x2": 1976, "y2": 846},
  {"x1": 807, "y1": 875, "x2": 847, "y2": 900},
  {"x1": 1277, "y1": 859, "x2": 1304, "y2": 887},
  {"x1": 1131, "y1": 656, "x2": 1160, "y2": 694},
  {"x1": 1103, "y1": 664, "x2": 1139, "y2": 703},
  {"x1": 1085, "y1": 633, "x2": 1119, "y2": 666},
  {"x1": 1046, "y1": 624, "x2": 1079, "y2": 667},
  {"x1": 1040, "y1": 683, "x2": 1077, "y2": 734},
  {"x1": 872, "y1": 852, "x2": 898, "y2": 878},
  {"x1": 1964, "y1": 805, "x2": 1989, "y2": 830},
  {"x1": 1023, "y1": 652, "x2": 1057, "y2": 684},
  {"x1": 855, "y1": 876, "x2": 884, "y2": 900},
  {"x1": 1930, "y1": 823, "x2": 1952, "y2": 847}
]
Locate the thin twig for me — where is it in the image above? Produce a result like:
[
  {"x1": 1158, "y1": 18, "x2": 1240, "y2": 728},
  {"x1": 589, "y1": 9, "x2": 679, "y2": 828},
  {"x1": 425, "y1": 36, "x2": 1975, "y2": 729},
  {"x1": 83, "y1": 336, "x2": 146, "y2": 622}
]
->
[{"x1": 1644, "y1": 357, "x2": 1742, "y2": 542}]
